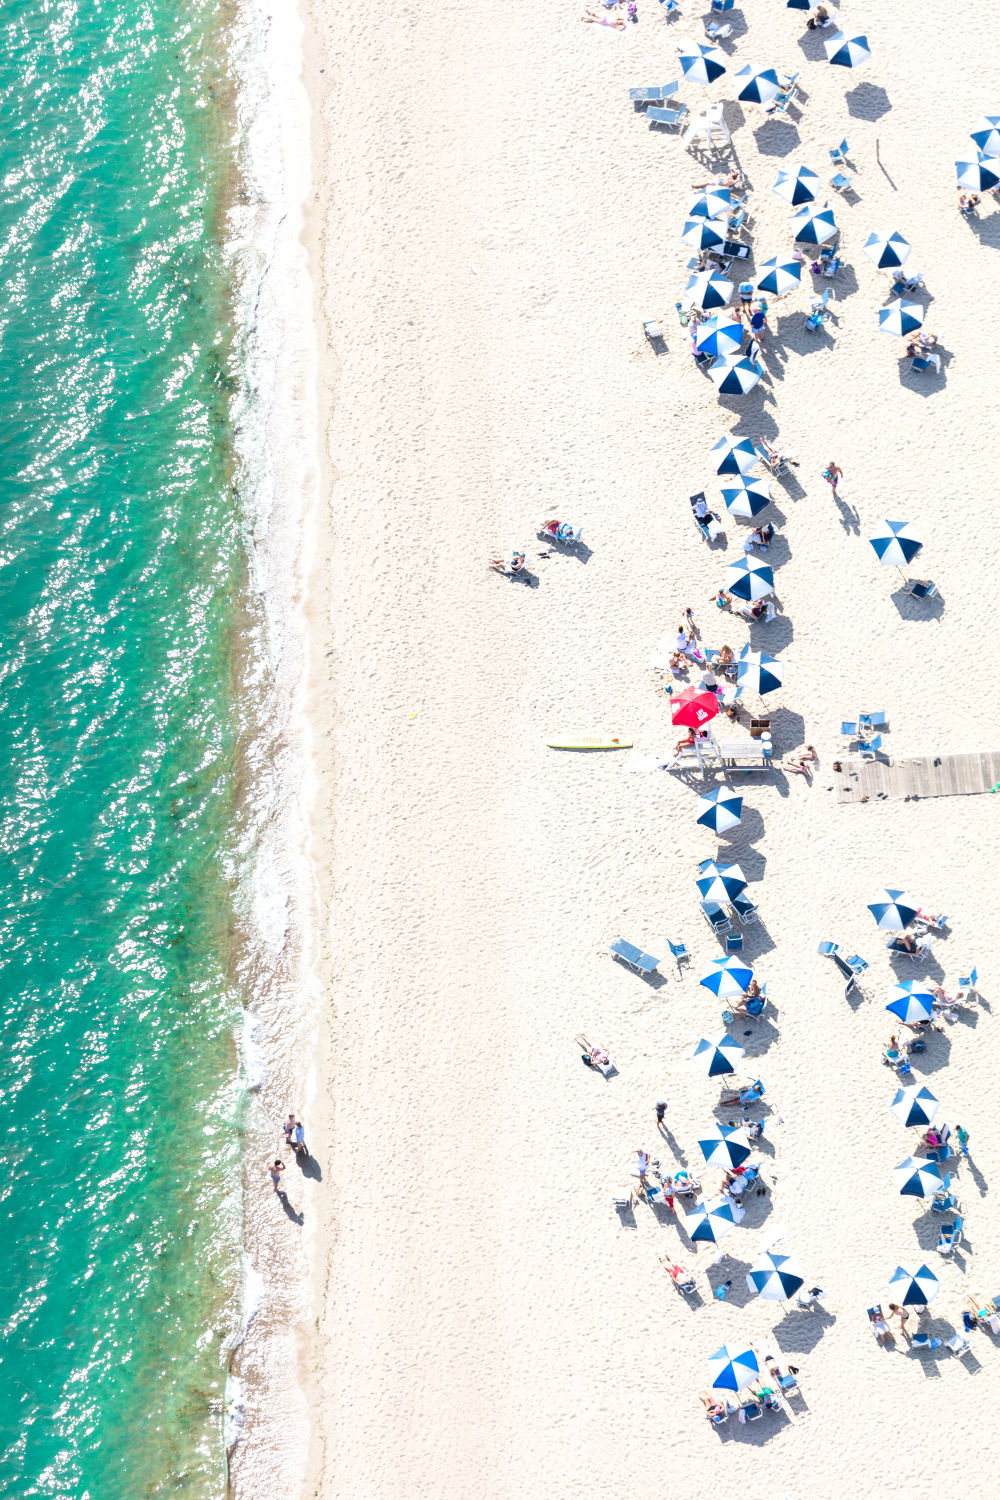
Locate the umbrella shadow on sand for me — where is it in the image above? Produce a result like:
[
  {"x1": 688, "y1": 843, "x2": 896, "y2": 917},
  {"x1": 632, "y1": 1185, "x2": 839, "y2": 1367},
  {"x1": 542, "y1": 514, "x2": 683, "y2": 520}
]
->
[
  {"x1": 912, "y1": 1210, "x2": 969, "y2": 1271},
  {"x1": 707, "y1": 1257, "x2": 756, "y2": 1308},
  {"x1": 890, "y1": 586, "x2": 944, "y2": 621},
  {"x1": 753, "y1": 121, "x2": 800, "y2": 158},
  {"x1": 770, "y1": 1305, "x2": 836, "y2": 1356},
  {"x1": 846, "y1": 82, "x2": 892, "y2": 120},
  {"x1": 903, "y1": 1034, "x2": 952, "y2": 1076}
]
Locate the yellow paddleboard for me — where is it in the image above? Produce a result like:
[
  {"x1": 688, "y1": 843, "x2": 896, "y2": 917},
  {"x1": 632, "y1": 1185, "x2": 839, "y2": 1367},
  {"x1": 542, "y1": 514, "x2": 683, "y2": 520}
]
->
[{"x1": 545, "y1": 736, "x2": 634, "y2": 750}]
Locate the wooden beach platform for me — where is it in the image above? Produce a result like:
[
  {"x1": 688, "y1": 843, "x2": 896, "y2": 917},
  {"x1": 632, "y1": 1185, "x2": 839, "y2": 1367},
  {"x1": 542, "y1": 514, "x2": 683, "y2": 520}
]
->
[{"x1": 835, "y1": 749, "x2": 1000, "y2": 804}]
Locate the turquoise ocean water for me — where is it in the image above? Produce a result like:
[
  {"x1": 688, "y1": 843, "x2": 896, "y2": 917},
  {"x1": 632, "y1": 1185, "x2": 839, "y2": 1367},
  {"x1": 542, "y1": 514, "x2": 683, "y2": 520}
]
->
[{"x1": 0, "y1": 1, "x2": 253, "y2": 1493}]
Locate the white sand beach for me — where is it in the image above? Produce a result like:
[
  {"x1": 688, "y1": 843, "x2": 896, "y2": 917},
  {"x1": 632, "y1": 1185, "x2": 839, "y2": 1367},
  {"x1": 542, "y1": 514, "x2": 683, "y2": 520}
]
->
[{"x1": 283, "y1": 1, "x2": 1000, "y2": 1495}]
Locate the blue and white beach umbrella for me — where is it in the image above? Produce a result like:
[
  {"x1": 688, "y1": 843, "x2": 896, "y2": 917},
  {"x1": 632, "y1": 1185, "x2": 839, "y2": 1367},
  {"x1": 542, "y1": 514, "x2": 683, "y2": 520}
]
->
[
  {"x1": 772, "y1": 165, "x2": 820, "y2": 206},
  {"x1": 686, "y1": 1197, "x2": 739, "y2": 1244},
  {"x1": 721, "y1": 475, "x2": 771, "y2": 518},
  {"x1": 747, "y1": 1251, "x2": 804, "y2": 1302},
  {"x1": 699, "y1": 954, "x2": 754, "y2": 998},
  {"x1": 886, "y1": 988, "x2": 933, "y2": 1025},
  {"x1": 890, "y1": 1083, "x2": 939, "y2": 1129},
  {"x1": 711, "y1": 434, "x2": 758, "y2": 475},
  {"x1": 956, "y1": 154, "x2": 1000, "y2": 192},
  {"x1": 689, "y1": 187, "x2": 734, "y2": 220},
  {"x1": 684, "y1": 271, "x2": 734, "y2": 313},
  {"x1": 824, "y1": 31, "x2": 871, "y2": 69},
  {"x1": 692, "y1": 1032, "x2": 745, "y2": 1077},
  {"x1": 682, "y1": 216, "x2": 728, "y2": 250},
  {"x1": 869, "y1": 520, "x2": 922, "y2": 568},
  {"x1": 893, "y1": 1157, "x2": 945, "y2": 1198},
  {"x1": 787, "y1": 0, "x2": 810, "y2": 9},
  {"x1": 725, "y1": 554, "x2": 774, "y2": 601},
  {"x1": 863, "y1": 230, "x2": 911, "y2": 268},
  {"x1": 697, "y1": 863, "x2": 748, "y2": 905},
  {"x1": 708, "y1": 1343, "x2": 759, "y2": 1391},
  {"x1": 734, "y1": 64, "x2": 782, "y2": 105},
  {"x1": 677, "y1": 41, "x2": 727, "y2": 86},
  {"x1": 878, "y1": 301, "x2": 923, "y2": 337},
  {"x1": 971, "y1": 115, "x2": 1000, "y2": 156},
  {"x1": 888, "y1": 1263, "x2": 940, "y2": 1306},
  {"x1": 709, "y1": 355, "x2": 763, "y2": 397},
  {"x1": 756, "y1": 254, "x2": 802, "y2": 297},
  {"x1": 695, "y1": 315, "x2": 745, "y2": 359},
  {"x1": 790, "y1": 202, "x2": 838, "y2": 245},
  {"x1": 737, "y1": 647, "x2": 783, "y2": 696},
  {"x1": 698, "y1": 1124, "x2": 752, "y2": 1169},
  {"x1": 869, "y1": 888, "x2": 918, "y2": 930},
  {"x1": 696, "y1": 786, "x2": 744, "y2": 835}
]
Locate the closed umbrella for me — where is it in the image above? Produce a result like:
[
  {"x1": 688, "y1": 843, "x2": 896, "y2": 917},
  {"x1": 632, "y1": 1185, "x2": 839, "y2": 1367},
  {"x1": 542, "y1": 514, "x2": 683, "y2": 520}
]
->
[
  {"x1": 886, "y1": 989, "x2": 933, "y2": 1025},
  {"x1": 686, "y1": 1197, "x2": 739, "y2": 1244},
  {"x1": 863, "y1": 230, "x2": 911, "y2": 269},
  {"x1": 772, "y1": 165, "x2": 820, "y2": 206},
  {"x1": 894, "y1": 1157, "x2": 945, "y2": 1198},
  {"x1": 725, "y1": 554, "x2": 774, "y2": 601},
  {"x1": 682, "y1": 216, "x2": 728, "y2": 250},
  {"x1": 699, "y1": 954, "x2": 754, "y2": 998},
  {"x1": 721, "y1": 475, "x2": 771, "y2": 518},
  {"x1": 890, "y1": 1084, "x2": 939, "y2": 1128},
  {"x1": 690, "y1": 187, "x2": 734, "y2": 220},
  {"x1": 695, "y1": 314, "x2": 745, "y2": 359},
  {"x1": 971, "y1": 115, "x2": 1000, "y2": 156},
  {"x1": 692, "y1": 1032, "x2": 744, "y2": 1077},
  {"x1": 677, "y1": 40, "x2": 726, "y2": 86},
  {"x1": 696, "y1": 786, "x2": 744, "y2": 834},
  {"x1": 737, "y1": 646, "x2": 783, "y2": 696},
  {"x1": 825, "y1": 31, "x2": 871, "y2": 68},
  {"x1": 869, "y1": 520, "x2": 922, "y2": 568},
  {"x1": 734, "y1": 64, "x2": 782, "y2": 105},
  {"x1": 956, "y1": 154, "x2": 1000, "y2": 192},
  {"x1": 683, "y1": 271, "x2": 734, "y2": 312},
  {"x1": 790, "y1": 203, "x2": 838, "y2": 244},
  {"x1": 671, "y1": 685, "x2": 720, "y2": 728},
  {"x1": 709, "y1": 355, "x2": 763, "y2": 396},
  {"x1": 888, "y1": 1263, "x2": 939, "y2": 1306},
  {"x1": 707, "y1": 1343, "x2": 759, "y2": 1391},
  {"x1": 756, "y1": 254, "x2": 802, "y2": 297},
  {"x1": 747, "y1": 1251, "x2": 804, "y2": 1302},
  {"x1": 710, "y1": 434, "x2": 758, "y2": 475},
  {"x1": 698, "y1": 1124, "x2": 752, "y2": 1169},
  {"x1": 878, "y1": 301, "x2": 923, "y2": 337},
  {"x1": 869, "y1": 888, "x2": 918, "y2": 929}
]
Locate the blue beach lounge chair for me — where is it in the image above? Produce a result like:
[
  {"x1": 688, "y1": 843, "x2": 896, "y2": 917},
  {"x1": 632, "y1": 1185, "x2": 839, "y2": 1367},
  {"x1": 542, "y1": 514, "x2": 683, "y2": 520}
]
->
[{"x1": 608, "y1": 938, "x2": 659, "y2": 976}]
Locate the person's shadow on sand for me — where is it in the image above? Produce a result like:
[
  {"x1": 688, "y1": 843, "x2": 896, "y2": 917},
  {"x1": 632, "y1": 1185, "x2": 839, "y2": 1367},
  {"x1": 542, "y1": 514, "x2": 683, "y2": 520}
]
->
[{"x1": 276, "y1": 1191, "x2": 305, "y2": 1225}]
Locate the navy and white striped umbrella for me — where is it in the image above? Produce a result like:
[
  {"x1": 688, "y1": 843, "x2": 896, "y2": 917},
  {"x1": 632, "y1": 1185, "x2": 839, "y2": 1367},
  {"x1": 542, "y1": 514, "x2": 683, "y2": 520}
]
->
[
  {"x1": 698, "y1": 1124, "x2": 752, "y2": 1169},
  {"x1": 677, "y1": 41, "x2": 726, "y2": 86},
  {"x1": 721, "y1": 475, "x2": 771, "y2": 518},
  {"x1": 869, "y1": 520, "x2": 922, "y2": 567},
  {"x1": 790, "y1": 202, "x2": 838, "y2": 244},
  {"x1": 956, "y1": 154, "x2": 1000, "y2": 192},
  {"x1": 711, "y1": 434, "x2": 758, "y2": 475},
  {"x1": 863, "y1": 230, "x2": 911, "y2": 268},
  {"x1": 878, "y1": 301, "x2": 923, "y2": 337},
  {"x1": 890, "y1": 1083, "x2": 939, "y2": 1128},
  {"x1": 971, "y1": 115, "x2": 1000, "y2": 156},
  {"x1": 697, "y1": 864, "x2": 748, "y2": 905},
  {"x1": 786, "y1": 0, "x2": 810, "y2": 8},
  {"x1": 683, "y1": 271, "x2": 734, "y2": 312},
  {"x1": 710, "y1": 355, "x2": 762, "y2": 396},
  {"x1": 894, "y1": 1157, "x2": 945, "y2": 1198},
  {"x1": 708, "y1": 1343, "x2": 759, "y2": 1391},
  {"x1": 888, "y1": 1263, "x2": 939, "y2": 1306},
  {"x1": 772, "y1": 165, "x2": 820, "y2": 206},
  {"x1": 869, "y1": 888, "x2": 918, "y2": 929},
  {"x1": 725, "y1": 554, "x2": 774, "y2": 601},
  {"x1": 756, "y1": 254, "x2": 802, "y2": 297},
  {"x1": 692, "y1": 1032, "x2": 745, "y2": 1077},
  {"x1": 734, "y1": 64, "x2": 782, "y2": 105},
  {"x1": 825, "y1": 31, "x2": 871, "y2": 69},
  {"x1": 886, "y1": 988, "x2": 933, "y2": 1025},
  {"x1": 689, "y1": 187, "x2": 734, "y2": 220},
  {"x1": 695, "y1": 314, "x2": 745, "y2": 359},
  {"x1": 686, "y1": 1196, "x2": 738, "y2": 1244},
  {"x1": 699, "y1": 954, "x2": 754, "y2": 998},
  {"x1": 747, "y1": 1251, "x2": 804, "y2": 1302},
  {"x1": 682, "y1": 216, "x2": 728, "y2": 250},
  {"x1": 737, "y1": 646, "x2": 783, "y2": 696},
  {"x1": 696, "y1": 786, "x2": 744, "y2": 834}
]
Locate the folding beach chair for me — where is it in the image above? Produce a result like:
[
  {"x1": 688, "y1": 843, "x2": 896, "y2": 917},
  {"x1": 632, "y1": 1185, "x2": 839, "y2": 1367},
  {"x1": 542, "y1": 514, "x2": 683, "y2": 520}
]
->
[
  {"x1": 830, "y1": 139, "x2": 848, "y2": 164},
  {"x1": 859, "y1": 734, "x2": 883, "y2": 760},
  {"x1": 608, "y1": 938, "x2": 660, "y2": 976},
  {"x1": 818, "y1": 940, "x2": 839, "y2": 956},
  {"x1": 937, "y1": 1215, "x2": 964, "y2": 1254},
  {"x1": 905, "y1": 580, "x2": 938, "y2": 599},
  {"x1": 830, "y1": 171, "x2": 853, "y2": 192},
  {"x1": 701, "y1": 900, "x2": 732, "y2": 934},
  {"x1": 732, "y1": 893, "x2": 759, "y2": 926},
  {"x1": 858, "y1": 711, "x2": 887, "y2": 732},
  {"x1": 667, "y1": 938, "x2": 690, "y2": 969},
  {"x1": 725, "y1": 934, "x2": 744, "y2": 953},
  {"x1": 647, "y1": 105, "x2": 687, "y2": 129},
  {"x1": 956, "y1": 966, "x2": 979, "y2": 1000},
  {"x1": 846, "y1": 954, "x2": 868, "y2": 976},
  {"x1": 912, "y1": 1334, "x2": 944, "y2": 1351}
]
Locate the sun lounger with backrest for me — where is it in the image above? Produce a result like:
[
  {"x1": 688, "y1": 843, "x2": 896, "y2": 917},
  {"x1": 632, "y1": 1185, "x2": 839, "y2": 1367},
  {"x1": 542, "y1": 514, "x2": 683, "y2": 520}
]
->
[
  {"x1": 647, "y1": 105, "x2": 687, "y2": 129},
  {"x1": 608, "y1": 938, "x2": 659, "y2": 975}
]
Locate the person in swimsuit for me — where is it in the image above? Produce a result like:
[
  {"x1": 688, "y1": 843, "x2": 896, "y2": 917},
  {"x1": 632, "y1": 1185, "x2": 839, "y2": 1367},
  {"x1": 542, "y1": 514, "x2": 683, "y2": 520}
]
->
[
  {"x1": 822, "y1": 461, "x2": 843, "y2": 492},
  {"x1": 268, "y1": 1160, "x2": 286, "y2": 1192},
  {"x1": 580, "y1": 7, "x2": 625, "y2": 25}
]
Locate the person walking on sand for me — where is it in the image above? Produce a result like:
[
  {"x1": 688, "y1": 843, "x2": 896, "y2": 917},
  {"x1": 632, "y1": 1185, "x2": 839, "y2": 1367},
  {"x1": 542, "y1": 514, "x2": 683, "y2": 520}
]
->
[
  {"x1": 283, "y1": 1112, "x2": 296, "y2": 1144},
  {"x1": 268, "y1": 1159, "x2": 286, "y2": 1192},
  {"x1": 655, "y1": 1100, "x2": 667, "y2": 1129},
  {"x1": 887, "y1": 1303, "x2": 911, "y2": 1340},
  {"x1": 822, "y1": 461, "x2": 843, "y2": 492},
  {"x1": 292, "y1": 1120, "x2": 308, "y2": 1158}
]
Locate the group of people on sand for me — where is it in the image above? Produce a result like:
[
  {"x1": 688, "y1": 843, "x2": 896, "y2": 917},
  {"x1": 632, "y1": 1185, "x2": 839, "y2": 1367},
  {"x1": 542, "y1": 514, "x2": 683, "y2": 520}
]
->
[
  {"x1": 698, "y1": 1357, "x2": 800, "y2": 1421},
  {"x1": 267, "y1": 1110, "x2": 309, "y2": 1193}
]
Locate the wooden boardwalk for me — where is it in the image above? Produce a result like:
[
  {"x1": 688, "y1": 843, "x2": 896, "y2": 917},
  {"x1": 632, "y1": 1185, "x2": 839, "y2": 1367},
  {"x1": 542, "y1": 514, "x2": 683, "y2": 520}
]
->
[{"x1": 835, "y1": 748, "x2": 1000, "y2": 804}]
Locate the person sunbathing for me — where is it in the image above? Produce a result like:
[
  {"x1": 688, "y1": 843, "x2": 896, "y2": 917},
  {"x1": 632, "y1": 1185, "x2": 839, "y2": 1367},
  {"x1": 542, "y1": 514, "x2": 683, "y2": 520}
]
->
[
  {"x1": 749, "y1": 524, "x2": 774, "y2": 549},
  {"x1": 892, "y1": 933, "x2": 919, "y2": 954},
  {"x1": 699, "y1": 1392, "x2": 726, "y2": 1420},
  {"x1": 716, "y1": 643, "x2": 736, "y2": 667},
  {"x1": 580, "y1": 7, "x2": 625, "y2": 26},
  {"x1": 958, "y1": 191, "x2": 980, "y2": 214},
  {"x1": 489, "y1": 551, "x2": 525, "y2": 574},
  {"x1": 783, "y1": 744, "x2": 818, "y2": 776}
]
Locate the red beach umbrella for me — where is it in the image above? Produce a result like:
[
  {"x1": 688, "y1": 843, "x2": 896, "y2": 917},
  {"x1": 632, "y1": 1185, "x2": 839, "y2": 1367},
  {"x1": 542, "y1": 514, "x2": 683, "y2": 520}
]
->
[{"x1": 671, "y1": 686, "x2": 720, "y2": 728}]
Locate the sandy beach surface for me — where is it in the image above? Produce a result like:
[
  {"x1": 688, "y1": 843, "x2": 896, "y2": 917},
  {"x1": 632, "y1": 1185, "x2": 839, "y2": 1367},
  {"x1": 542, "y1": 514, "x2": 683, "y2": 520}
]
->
[{"x1": 290, "y1": 2, "x2": 1000, "y2": 1496}]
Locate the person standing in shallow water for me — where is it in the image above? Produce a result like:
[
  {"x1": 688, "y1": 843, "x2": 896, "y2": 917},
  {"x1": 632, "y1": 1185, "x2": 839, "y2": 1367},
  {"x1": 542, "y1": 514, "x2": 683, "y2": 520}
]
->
[{"x1": 268, "y1": 1160, "x2": 285, "y2": 1192}]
